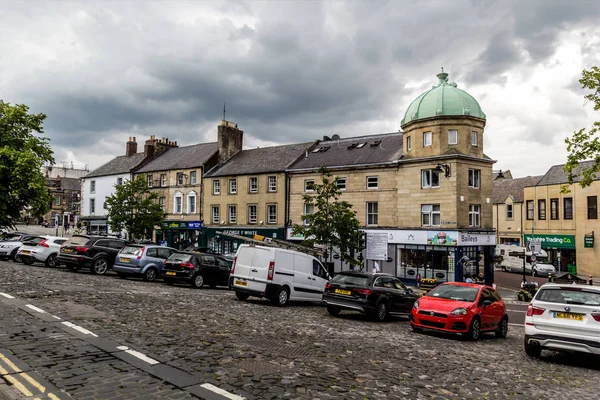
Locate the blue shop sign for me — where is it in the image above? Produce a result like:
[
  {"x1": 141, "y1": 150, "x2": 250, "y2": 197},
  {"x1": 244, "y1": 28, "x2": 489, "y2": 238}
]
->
[{"x1": 187, "y1": 221, "x2": 203, "y2": 229}]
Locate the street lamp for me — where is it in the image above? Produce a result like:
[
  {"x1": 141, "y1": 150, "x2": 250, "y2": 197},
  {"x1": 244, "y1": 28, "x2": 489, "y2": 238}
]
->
[{"x1": 435, "y1": 163, "x2": 451, "y2": 178}]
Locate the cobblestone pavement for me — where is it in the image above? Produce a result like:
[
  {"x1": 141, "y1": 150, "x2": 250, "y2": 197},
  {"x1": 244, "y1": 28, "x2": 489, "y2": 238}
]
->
[{"x1": 1, "y1": 260, "x2": 600, "y2": 400}]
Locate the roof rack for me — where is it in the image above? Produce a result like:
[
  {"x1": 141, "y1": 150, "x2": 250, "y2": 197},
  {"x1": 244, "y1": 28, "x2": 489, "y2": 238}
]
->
[{"x1": 215, "y1": 231, "x2": 324, "y2": 257}]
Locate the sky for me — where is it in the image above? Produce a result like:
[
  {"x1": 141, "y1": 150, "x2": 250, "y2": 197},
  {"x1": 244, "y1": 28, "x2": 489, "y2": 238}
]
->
[{"x1": 2, "y1": 0, "x2": 600, "y2": 177}]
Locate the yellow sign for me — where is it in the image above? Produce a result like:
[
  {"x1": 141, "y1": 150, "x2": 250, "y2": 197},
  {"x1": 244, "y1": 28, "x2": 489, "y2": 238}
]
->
[{"x1": 253, "y1": 234, "x2": 265, "y2": 241}]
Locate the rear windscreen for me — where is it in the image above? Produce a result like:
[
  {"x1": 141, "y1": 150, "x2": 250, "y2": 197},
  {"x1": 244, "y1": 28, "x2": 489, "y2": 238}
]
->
[
  {"x1": 168, "y1": 253, "x2": 191, "y2": 262},
  {"x1": 120, "y1": 246, "x2": 144, "y2": 256},
  {"x1": 23, "y1": 237, "x2": 45, "y2": 245},
  {"x1": 330, "y1": 274, "x2": 369, "y2": 286},
  {"x1": 536, "y1": 288, "x2": 600, "y2": 306},
  {"x1": 62, "y1": 236, "x2": 91, "y2": 246}
]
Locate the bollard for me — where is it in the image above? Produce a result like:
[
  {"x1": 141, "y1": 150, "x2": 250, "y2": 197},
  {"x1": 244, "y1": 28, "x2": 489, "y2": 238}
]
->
[
  {"x1": 548, "y1": 273, "x2": 553, "y2": 283},
  {"x1": 589, "y1": 275, "x2": 593, "y2": 286}
]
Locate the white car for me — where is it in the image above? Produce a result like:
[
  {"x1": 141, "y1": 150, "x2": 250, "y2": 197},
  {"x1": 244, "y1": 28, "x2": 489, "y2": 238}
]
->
[
  {"x1": 0, "y1": 233, "x2": 33, "y2": 262},
  {"x1": 17, "y1": 236, "x2": 67, "y2": 267},
  {"x1": 524, "y1": 283, "x2": 600, "y2": 357}
]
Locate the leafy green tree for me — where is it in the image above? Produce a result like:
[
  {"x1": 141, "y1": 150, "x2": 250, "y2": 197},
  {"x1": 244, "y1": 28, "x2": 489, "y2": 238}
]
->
[
  {"x1": 104, "y1": 176, "x2": 165, "y2": 240},
  {"x1": 0, "y1": 101, "x2": 54, "y2": 229},
  {"x1": 292, "y1": 167, "x2": 363, "y2": 267},
  {"x1": 564, "y1": 66, "x2": 600, "y2": 189}
]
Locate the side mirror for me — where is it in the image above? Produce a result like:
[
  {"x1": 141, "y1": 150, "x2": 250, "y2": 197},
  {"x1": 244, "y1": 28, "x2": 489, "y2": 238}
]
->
[
  {"x1": 482, "y1": 299, "x2": 492, "y2": 307},
  {"x1": 407, "y1": 288, "x2": 414, "y2": 295}
]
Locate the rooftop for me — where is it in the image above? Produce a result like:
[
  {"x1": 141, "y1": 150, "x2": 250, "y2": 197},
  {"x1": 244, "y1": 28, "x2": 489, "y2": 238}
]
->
[
  {"x1": 84, "y1": 153, "x2": 147, "y2": 179},
  {"x1": 492, "y1": 175, "x2": 543, "y2": 203},
  {"x1": 135, "y1": 142, "x2": 218, "y2": 173},
  {"x1": 536, "y1": 161, "x2": 599, "y2": 186}
]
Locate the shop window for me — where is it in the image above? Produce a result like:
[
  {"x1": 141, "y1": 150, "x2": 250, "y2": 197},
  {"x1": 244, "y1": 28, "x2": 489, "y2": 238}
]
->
[
  {"x1": 229, "y1": 178, "x2": 237, "y2": 194},
  {"x1": 506, "y1": 204, "x2": 513, "y2": 219},
  {"x1": 213, "y1": 180, "x2": 220, "y2": 195},
  {"x1": 526, "y1": 200, "x2": 534, "y2": 220},
  {"x1": 304, "y1": 179, "x2": 315, "y2": 192},
  {"x1": 367, "y1": 202, "x2": 378, "y2": 225},
  {"x1": 173, "y1": 192, "x2": 183, "y2": 214},
  {"x1": 423, "y1": 131, "x2": 432, "y2": 147},
  {"x1": 336, "y1": 177, "x2": 346, "y2": 191},
  {"x1": 249, "y1": 177, "x2": 258, "y2": 193},
  {"x1": 471, "y1": 131, "x2": 478, "y2": 146},
  {"x1": 160, "y1": 174, "x2": 167, "y2": 187},
  {"x1": 228, "y1": 205, "x2": 237, "y2": 224},
  {"x1": 468, "y1": 169, "x2": 480, "y2": 188},
  {"x1": 304, "y1": 203, "x2": 314, "y2": 225},
  {"x1": 538, "y1": 199, "x2": 546, "y2": 220},
  {"x1": 469, "y1": 204, "x2": 481, "y2": 227},
  {"x1": 90, "y1": 180, "x2": 96, "y2": 194},
  {"x1": 211, "y1": 206, "x2": 220, "y2": 224},
  {"x1": 366, "y1": 176, "x2": 378, "y2": 189},
  {"x1": 407, "y1": 136, "x2": 412, "y2": 151},
  {"x1": 550, "y1": 198, "x2": 559, "y2": 220},
  {"x1": 421, "y1": 169, "x2": 440, "y2": 188},
  {"x1": 187, "y1": 192, "x2": 196, "y2": 214},
  {"x1": 588, "y1": 196, "x2": 597, "y2": 219},
  {"x1": 248, "y1": 205, "x2": 257, "y2": 224},
  {"x1": 564, "y1": 198, "x2": 573, "y2": 220},
  {"x1": 267, "y1": 204, "x2": 277, "y2": 224},
  {"x1": 448, "y1": 130, "x2": 458, "y2": 145},
  {"x1": 268, "y1": 176, "x2": 277, "y2": 192},
  {"x1": 147, "y1": 174, "x2": 153, "y2": 188},
  {"x1": 421, "y1": 204, "x2": 440, "y2": 226}
]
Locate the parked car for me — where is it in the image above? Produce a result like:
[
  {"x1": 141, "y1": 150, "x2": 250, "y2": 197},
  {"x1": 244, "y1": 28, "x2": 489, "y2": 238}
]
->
[
  {"x1": 229, "y1": 244, "x2": 330, "y2": 306},
  {"x1": 322, "y1": 272, "x2": 420, "y2": 321},
  {"x1": 162, "y1": 252, "x2": 232, "y2": 288},
  {"x1": 17, "y1": 236, "x2": 67, "y2": 267},
  {"x1": 113, "y1": 245, "x2": 179, "y2": 282},
  {"x1": 0, "y1": 233, "x2": 33, "y2": 262},
  {"x1": 410, "y1": 282, "x2": 508, "y2": 341},
  {"x1": 524, "y1": 283, "x2": 600, "y2": 358},
  {"x1": 57, "y1": 235, "x2": 130, "y2": 274}
]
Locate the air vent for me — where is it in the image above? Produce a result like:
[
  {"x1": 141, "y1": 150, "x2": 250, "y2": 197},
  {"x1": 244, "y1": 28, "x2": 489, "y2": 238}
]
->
[
  {"x1": 348, "y1": 143, "x2": 358, "y2": 149},
  {"x1": 370, "y1": 140, "x2": 382, "y2": 147}
]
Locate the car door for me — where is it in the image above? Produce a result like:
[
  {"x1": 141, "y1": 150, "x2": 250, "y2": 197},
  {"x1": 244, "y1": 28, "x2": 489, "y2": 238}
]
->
[
  {"x1": 216, "y1": 257, "x2": 232, "y2": 285},
  {"x1": 200, "y1": 255, "x2": 218, "y2": 280},
  {"x1": 374, "y1": 277, "x2": 402, "y2": 313},
  {"x1": 144, "y1": 247, "x2": 161, "y2": 269},
  {"x1": 292, "y1": 253, "x2": 315, "y2": 299},
  {"x1": 108, "y1": 240, "x2": 127, "y2": 265},
  {"x1": 310, "y1": 259, "x2": 329, "y2": 296},
  {"x1": 391, "y1": 278, "x2": 415, "y2": 313},
  {"x1": 479, "y1": 288, "x2": 495, "y2": 329},
  {"x1": 489, "y1": 289, "x2": 506, "y2": 327},
  {"x1": 156, "y1": 248, "x2": 172, "y2": 272}
]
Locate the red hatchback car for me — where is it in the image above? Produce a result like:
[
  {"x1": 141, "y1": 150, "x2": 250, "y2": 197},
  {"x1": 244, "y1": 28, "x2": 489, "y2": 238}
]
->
[{"x1": 410, "y1": 282, "x2": 508, "y2": 340}]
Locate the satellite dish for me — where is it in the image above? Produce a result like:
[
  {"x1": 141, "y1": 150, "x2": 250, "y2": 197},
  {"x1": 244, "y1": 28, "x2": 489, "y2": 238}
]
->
[{"x1": 332, "y1": 134, "x2": 341, "y2": 140}]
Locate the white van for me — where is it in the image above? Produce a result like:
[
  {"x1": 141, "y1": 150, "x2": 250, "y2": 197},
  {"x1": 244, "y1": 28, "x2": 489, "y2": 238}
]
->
[
  {"x1": 495, "y1": 244, "x2": 556, "y2": 277},
  {"x1": 229, "y1": 244, "x2": 330, "y2": 306}
]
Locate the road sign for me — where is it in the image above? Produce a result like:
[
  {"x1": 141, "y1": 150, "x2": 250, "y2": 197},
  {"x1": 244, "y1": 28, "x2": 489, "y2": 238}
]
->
[
  {"x1": 526, "y1": 239, "x2": 541, "y2": 254},
  {"x1": 366, "y1": 233, "x2": 388, "y2": 260}
]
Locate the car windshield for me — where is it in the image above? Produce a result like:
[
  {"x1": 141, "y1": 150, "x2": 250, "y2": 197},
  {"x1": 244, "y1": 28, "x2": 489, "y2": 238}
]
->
[
  {"x1": 120, "y1": 246, "x2": 144, "y2": 256},
  {"x1": 330, "y1": 274, "x2": 369, "y2": 286},
  {"x1": 23, "y1": 237, "x2": 45, "y2": 245},
  {"x1": 168, "y1": 253, "x2": 191, "y2": 262},
  {"x1": 427, "y1": 285, "x2": 479, "y2": 302},
  {"x1": 536, "y1": 288, "x2": 600, "y2": 306},
  {"x1": 62, "y1": 236, "x2": 91, "y2": 246}
]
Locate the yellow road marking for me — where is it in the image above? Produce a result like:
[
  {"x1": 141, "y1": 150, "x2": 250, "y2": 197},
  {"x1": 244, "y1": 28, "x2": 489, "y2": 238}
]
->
[
  {"x1": 21, "y1": 372, "x2": 46, "y2": 393},
  {"x1": 0, "y1": 365, "x2": 9, "y2": 375},
  {"x1": 0, "y1": 353, "x2": 46, "y2": 393},
  {"x1": 48, "y1": 394, "x2": 60, "y2": 400},
  {"x1": 0, "y1": 352, "x2": 21, "y2": 373},
  {"x1": 3, "y1": 374, "x2": 33, "y2": 397}
]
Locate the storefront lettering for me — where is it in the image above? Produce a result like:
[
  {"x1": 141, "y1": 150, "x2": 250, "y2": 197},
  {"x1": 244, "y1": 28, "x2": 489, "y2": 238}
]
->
[
  {"x1": 223, "y1": 230, "x2": 259, "y2": 237},
  {"x1": 461, "y1": 234, "x2": 479, "y2": 243}
]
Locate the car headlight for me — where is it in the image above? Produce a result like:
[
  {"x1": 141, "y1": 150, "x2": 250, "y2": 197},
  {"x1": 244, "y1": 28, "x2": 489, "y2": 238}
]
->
[
  {"x1": 450, "y1": 308, "x2": 468, "y2": 315},
  {"x1": 413, "y1": 299, "x2": 420, "y2": 310}
]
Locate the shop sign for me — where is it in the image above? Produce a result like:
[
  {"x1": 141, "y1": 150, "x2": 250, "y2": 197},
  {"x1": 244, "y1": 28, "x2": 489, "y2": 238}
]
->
[
  {"x1": 366, "y1": 232, "x2": 388, "y2": 260},
  {"x1": 362, "y1": 229, "x2": 427, "y2": 244},
  {"x1": 523, "y1": 234, "x2": 575, "y2": 249},
  {"x1": 426, "y1": 231, "x2": 458, "y2": 246},
  {"x1": 458, "y1": 233, "x2": 495, "y2": 246},
  {"x1": 584, "y1": 234, "x2": 594, "y2": 248},
  {"x1": 222, "y1": 229, "x2": 278, "y2": 238},
  {"x1": 286, "y1": 228, "x2": 306, "y2": 240},
  {"x1": 161, "y1": 221, "x2": 187, "y2": 229},
  {"x1": 187, "y1": 221, "x2": 203, "y2": 229}
]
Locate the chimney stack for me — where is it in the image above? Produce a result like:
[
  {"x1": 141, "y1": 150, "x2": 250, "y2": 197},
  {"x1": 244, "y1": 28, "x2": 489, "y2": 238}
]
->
[
  {"x1": 144, "y1": 137, "x2": 156, "y2": 159},
  {"x1": 218, "y1": 120, "x2": 243, "y2": 163},
  {"x1": 126, "y1": 136, "x2": 138, "y2": 157}
]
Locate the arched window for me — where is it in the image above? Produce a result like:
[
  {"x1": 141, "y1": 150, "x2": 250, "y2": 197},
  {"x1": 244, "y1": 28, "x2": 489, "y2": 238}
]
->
[
  {"x1": 173, "y1": 191, "x2": 183, "y2": 214},
  {"x1": 187, "y1": 191, "x2": 197, "y2": 214}
]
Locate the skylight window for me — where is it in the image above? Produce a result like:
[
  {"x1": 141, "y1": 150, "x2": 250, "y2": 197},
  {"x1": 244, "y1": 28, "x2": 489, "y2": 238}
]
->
[
  {"x1": 348, "y1": 143, "x2": 358, "y2": 149},
  {"x1": 321, "y1": 146, "x2": 330, "y2": 152},
  {"x1": 356, "y1": 143, "x2": 366, "y2": 148},
  {"x1": 370, "y1": 140, "x2": 382, "y2": 147},
  {"x1": 312, "y1": 148, "x2": 321, "y2": 153}
]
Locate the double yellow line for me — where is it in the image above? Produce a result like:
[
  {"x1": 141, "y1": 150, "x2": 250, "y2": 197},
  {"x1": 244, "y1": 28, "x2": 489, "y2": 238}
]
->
[{"x1": 0, "y1": 352, "x2": 60, "y2": 399}]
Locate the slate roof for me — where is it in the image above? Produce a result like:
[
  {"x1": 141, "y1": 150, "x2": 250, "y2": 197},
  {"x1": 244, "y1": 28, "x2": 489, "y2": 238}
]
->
[
  {"x1": 84, "y1": 153, "x2": 147, "y2": 178},
  {"x1": 136, "y1": 143, "x2": 218, "y2": 173},
  {"x1": 492, "y1": 176, "x2": 542, "y2": 204},
  {"x1": 58, "y1": 178, "x2": 81, "y2": 191},
  {"x1": 205, "y1": 142, "x2": 314, "y2": 177},
  {"x1": 536, "y1": 161, "x2": 599, "y2": 186},
  {"x1": 288, "y1": 133, "x2": 403, "y2": 170}
]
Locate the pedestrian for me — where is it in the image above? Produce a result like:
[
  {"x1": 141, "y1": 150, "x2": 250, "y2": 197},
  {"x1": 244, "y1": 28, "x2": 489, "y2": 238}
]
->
[
  {"x1": 465, "y1": 275, "x2": 473, "y2": 283},
  {"x1": 372, "y1": 260, "x2": 380, "y2": 274}
]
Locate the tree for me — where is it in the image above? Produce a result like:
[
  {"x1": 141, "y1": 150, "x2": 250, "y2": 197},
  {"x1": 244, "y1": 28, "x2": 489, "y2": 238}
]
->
[
  {"x1": 292, "y1": 168, "x2": 363, "y2": 268},
  {"x1": 564, "y1": 66, "x2": 600, "y2": 189},
  {"x1": 104, "y1": 176, "x2": 165, "y2": 240},
  {"x1": 0, "y1": 101, "x2": 54, "y2": 229}
]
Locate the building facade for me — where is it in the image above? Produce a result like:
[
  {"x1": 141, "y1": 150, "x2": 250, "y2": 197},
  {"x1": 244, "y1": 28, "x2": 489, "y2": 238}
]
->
[{"x1": 43, "y1": 176, "x2": 82, "y2": 228}]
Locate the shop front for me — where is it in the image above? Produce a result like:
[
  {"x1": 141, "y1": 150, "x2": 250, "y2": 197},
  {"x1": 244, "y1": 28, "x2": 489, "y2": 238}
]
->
[
  {"x1": 159, "y1": 220, "x2": 203, "y2": 250},
  {"x1": 204, "y1": 227, "x2": 285, "y2": 256},
  {"x1": 523, "y1": 234, "x2": 576, "y2": 273}
]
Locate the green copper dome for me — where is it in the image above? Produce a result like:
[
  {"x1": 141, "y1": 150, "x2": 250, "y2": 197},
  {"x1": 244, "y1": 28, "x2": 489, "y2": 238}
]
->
[{"x1": 401, "y1": 71, "x2": 486, "y2": 127}]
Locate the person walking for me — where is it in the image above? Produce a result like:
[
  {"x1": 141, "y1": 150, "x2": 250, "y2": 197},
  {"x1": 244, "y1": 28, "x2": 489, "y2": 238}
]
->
[{"x1": 372, "y1": 260, "x2": 381, "y2": 274}]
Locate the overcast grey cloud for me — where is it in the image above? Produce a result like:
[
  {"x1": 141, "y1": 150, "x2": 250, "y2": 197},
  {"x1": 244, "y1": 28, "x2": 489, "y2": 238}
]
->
[{"x1": 1, "y1": 0, "x2": 600, "y2": 176}]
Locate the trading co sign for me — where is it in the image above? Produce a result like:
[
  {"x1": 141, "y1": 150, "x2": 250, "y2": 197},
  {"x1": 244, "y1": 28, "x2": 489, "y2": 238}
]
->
[{"x1": 523, "y1": 234, "x2": 575, "y2": 249}]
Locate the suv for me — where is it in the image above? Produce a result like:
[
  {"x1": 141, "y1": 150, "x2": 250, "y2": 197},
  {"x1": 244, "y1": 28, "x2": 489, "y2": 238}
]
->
[
  {"x1": 524, "y1": 283, "x2": 600, "y2": 357},
  {"x1": 162, "y1": 252, "x2": 232, "y2": 288},
  {"x1": 57, "y1": 235, "x2": 130, "y2": 274},
  {"x1": 17, "y1": 236, "x2": 67, "y2": 267},
  {"x1": 113, "y1": 245, "x2": 178, "y2": 282}
]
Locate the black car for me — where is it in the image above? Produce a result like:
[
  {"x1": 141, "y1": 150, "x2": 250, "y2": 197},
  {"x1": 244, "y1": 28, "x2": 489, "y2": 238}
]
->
[
  {"x1": 162, "y1": 252, "x2": 232, "y2": 288},
  {"x1": 57, "y1": 235, "x2": 130, "y2": 275},
  {"x1": 322, "y1": 272, "x2": 420, "y2": 322}
]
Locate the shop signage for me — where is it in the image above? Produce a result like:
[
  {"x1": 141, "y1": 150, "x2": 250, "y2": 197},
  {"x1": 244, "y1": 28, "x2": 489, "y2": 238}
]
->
[
  {"x1": 362, "y1": 229, "x2": 427, "y2": 244},
  {"x1": 584, "y1": 234, "x2": 594, "y2": 248},
  {"x1": 162, "y1": 221, "x2": 187, "y2": 229},
  {"x1": 523, "y1": 234, "x2": 575, "y2": 249},
  {"x1": 427, "y1": 231, "x2": 458, "y2": 246},
  {"x1": 222, "y1": 229, "x2": 277, "y2": 238},
  {"x1": 187, "y1": 221, "x2": 202, "y2": 229},
  {"x1": 457, "y1": 233, "x2": 495, "y2": 245},
  {"x1": 366, "y1": 232, "x2": 388, "y2": 260}
]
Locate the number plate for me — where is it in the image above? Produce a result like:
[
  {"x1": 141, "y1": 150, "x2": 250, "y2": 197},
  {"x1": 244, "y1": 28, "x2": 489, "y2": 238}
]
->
[
  {"x1": 165, "y1": 271, "x2": 176, "y2": 276},
  {"x1": 334, "y1": 289, "x2": 352, "y2": 295},
  {"x1": 554, "y1": 312, "x2": 583, "y2": 321},
  {"x1": 120, "y1": 257, "x2": 130, "y2": 262},
  {"x1": 63, "y1": 248, "x2": 73, "y2": 253},
  {"x1": 234, "y1": 280, "x2": 248, "y2": 287},
  {"x1": 21, "y1": 250, "x2": 31, "y2": 255}
]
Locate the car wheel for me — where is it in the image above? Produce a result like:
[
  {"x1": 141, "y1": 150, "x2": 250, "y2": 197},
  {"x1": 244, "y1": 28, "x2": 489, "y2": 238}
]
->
[
  {"x1": 327, "y1": 306, "x2": 341, "y2": 316},
  {"x1": 524, "y1": 338, "x2": 542, "y2": 358},
  {"x1": 272, "y1": 287, "x2": 289, "y2": 306},
  {"x1": 143, "y1": 268, "x2": 157, "y2": 282},
  {"x1": 22, "y1": 258, "x2": 35, "y2": 265},
  {"x1": 164, "y1": 278, "x2": 174, "y2": 285},
  {"x1": 373, "y1": 301, "x2": 389, "y2": 322},
  {"x1": 91, "y1": 258, "x2": 109, "y2": 275},
  {"x1": 495, "y1": 316, "x2": 509, "y2": 338},
  {"x1": 192, "y1": 274, "x2": 204, "y2": 288},
  {"x1": 11, "y1": 250, "x2": 21, "y2": 263},
  {"x1": 235, "y1": 292, "x2": 249, "y2": 301},
  {"x1": 468, "y1": 317, "x2": 481, "y2": 341},
  {"x1": 45, "y1": 254, "x2": 57, "y2": 268}
]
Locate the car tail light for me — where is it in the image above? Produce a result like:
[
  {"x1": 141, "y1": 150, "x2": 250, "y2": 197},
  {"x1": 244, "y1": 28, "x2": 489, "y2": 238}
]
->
[
  {"x1": 75, "y1": 247, "x2": 89, "y2": 253},
  {"x1": 591, "y1": 313, "x2": 600, "y2": 322},
  {"x1": 325, "y1": 283, "x2": 333, "y2": 289},
  {"x1": 230, "y1": 256, "x2": 237, "y2": 275},
  {"x1": 181, "y1": 262, "x2": 194, "y2": 269},
  {"x1": 354, "y1": 288, "x2": 372, "y2": 296},
  {"x1": 38, "y1": 240, "x2": 49, "y2": 248},
  {"x1": 526, "y1": 305, "x2": 545, "y2": 316},
  {"x1": 137, "y1": 247, "x2": 145, "y2": 260},
  {"x1": 267, "y1": 261, "x2": 275, "y2": 281}
]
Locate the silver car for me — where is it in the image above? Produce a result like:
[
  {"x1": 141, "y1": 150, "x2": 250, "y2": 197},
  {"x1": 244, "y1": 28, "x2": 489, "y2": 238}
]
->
[{"x1": 113, "y1": 245, "x2": 178, "y2": 282}]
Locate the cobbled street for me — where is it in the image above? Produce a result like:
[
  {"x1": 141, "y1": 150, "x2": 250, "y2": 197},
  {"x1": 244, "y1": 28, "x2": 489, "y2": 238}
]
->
[{"x1": 1, "y1": 260, "x2": 599, "y2": 400}]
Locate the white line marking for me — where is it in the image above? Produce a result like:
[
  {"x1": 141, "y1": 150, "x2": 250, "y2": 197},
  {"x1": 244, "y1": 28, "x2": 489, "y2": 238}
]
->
[
  {"x1": 124, "y1": 349, "x2": 159, "y2": 365},
  {"x1": 506, "y1": 309, "x2": 526, "y2": 313},
  {"x1": 52, "y1": 315, "x2": 61, "y2": 320},
  {"x1": 200, "y1": 383, "x2": 245, "y2": 400},
  {"x1": 117, "y1": 346, "x2": 128, "y2": 351},
  {"x1": 0, "y1": 292, "x2": 15, "y2": 299},
  {"x1": 25, "y1": 304, "x2": 47, "y2": 313},
  {"x1": 508, "y1": 323, "x2": 523, "y2": 327},
  {"x1": 61, "y1": 321, "x2": 98, "y2": 337}
]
